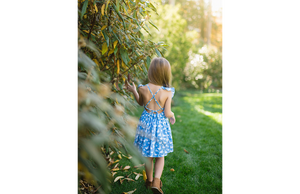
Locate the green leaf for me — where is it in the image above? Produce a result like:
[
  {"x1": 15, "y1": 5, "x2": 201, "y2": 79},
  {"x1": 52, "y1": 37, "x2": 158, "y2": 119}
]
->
[
  {"x1": 111, "y1": 29, "x2": 121, "y2": 43},
  {"x1": 155, "y1": 48, "x2": 161, "y2": 57},
  {"x1": 148, "y1": 2, "x2": 158, "y2": 15},
  {"x1": 146, "y1": 56, "x2": 151, "y2": 68},
  {"x1": 133, "y1": 27, "x2": 141, "y2": 33},
  {"x1": 102, "y1": 43, "x2": 108, "y2": 55},
  {"x1": 116, "y1": 0, "x2": 119, "y2": 11},
  {"x1": 139, "y1": 7, "x2": 144, "y2": 16},
  {"x1": 102, "y1": 30, "x2": 110, "y2": 47},
  {"x1": 145, "y1": 23, "x2": 150, "y2": 31},
  {"x1": 81, "y1": 0, "x2": 89, "y2": 19},
  {"x1": 114, "y1": 46, "x2": 118, "y2": 55},
  {"x1": 120, "y1": 46, "x2": 130, "y2": 65},
  {"x1": 112, "y1": 4, "x2": 126, "y2": 30},
  {"x1": 142, "y1": 26, "x2": 151, "y2": 36},
  {"x1": 149, "y1": 20, "x2": 159, "y2": 31}
]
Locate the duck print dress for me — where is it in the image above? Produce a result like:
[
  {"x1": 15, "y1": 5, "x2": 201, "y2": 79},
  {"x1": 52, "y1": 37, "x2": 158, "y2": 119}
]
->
[{"x1": 134, "y1": 84, "x2": 175, "y2": 157}]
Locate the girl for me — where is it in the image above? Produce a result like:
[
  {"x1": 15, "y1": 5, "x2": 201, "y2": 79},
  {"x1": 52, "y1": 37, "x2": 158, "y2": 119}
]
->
[{"x1": 125, "y1": 57, "x2": 175, "y2": 194}]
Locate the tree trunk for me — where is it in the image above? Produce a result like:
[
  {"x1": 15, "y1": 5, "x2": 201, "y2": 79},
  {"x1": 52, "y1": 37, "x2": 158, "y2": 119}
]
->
[
  {"x1": 199, "y1": 0, "x2": 206, "y2": 43},
  {"x1": 207, "y1": 0, "x2": 212, "y2": 46}
]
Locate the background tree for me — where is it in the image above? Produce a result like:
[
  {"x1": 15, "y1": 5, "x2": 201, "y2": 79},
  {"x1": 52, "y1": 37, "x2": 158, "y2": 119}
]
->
[
  {"x1": 184, "y1": 46, "x2": 222, "y2": 90},
  {"x1": 144, "y1": 2, "x2": 200, "y2": 89}
]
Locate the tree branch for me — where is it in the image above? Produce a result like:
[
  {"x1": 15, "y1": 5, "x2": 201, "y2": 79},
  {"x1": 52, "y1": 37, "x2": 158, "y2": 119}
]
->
[
  {"x1": 88, "y1": 13, "x2": 97, "y2": 40},
  {"x1": 121, "y1": 59, "x2": 143, "y2": 75}
]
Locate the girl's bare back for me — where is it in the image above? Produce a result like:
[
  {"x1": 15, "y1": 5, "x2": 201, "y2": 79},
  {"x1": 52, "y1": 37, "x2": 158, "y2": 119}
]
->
[{"x1": 138, "y1": 83, "x2": 173, "y2": 117}]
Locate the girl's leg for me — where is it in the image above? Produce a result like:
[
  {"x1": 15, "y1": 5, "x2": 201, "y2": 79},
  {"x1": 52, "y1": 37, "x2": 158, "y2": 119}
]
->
[
  {"x1": 145, "y1": 157, "x2": 154, "y2": 182},
  {"x1": 154, "y1": 157, "x2": 164, "y2": 179}
]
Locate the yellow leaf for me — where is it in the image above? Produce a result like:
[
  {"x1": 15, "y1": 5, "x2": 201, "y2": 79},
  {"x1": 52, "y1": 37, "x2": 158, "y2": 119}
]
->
[
  {"x1": 117, "y1": 60, "x2": 120, "y2": 74},
  {"x1": 123, "y1": 166, "x2": 130, "y2": 170},
  {"x1": 111, "y1": 172, "x2": 117, "y2": 177},
  {"x1": 93, "y1": 59, "x2": 100, "y2": 66},
  {"x1": 113, "y1": 163, "x2": 119, "y2": 169},
  {"x1": 112, "y1": 168, "x2": 120, "y2": 171},
  {"x1": 124, "y1": 178, "x2": 135, "y2": 182},
  {"x1": 138, "y1": 65, "x2": 143, "y2": 71},
  {"x1": 113, "y1": 40, "x2": 118, "y2": 48},
  {"x1": 83, "y1": 15, "x2": 87, "y2": 19},
  {"x1": 102, "y1": 43, "x2": 108, "y2": 55},
  {"x1": 122, "y1": 60, "x2": 126, "y2": 69},
  {"x1": 101, "y1": 25, "x2": 107, "y2": 30},
  {"x1": 105, "y1": 0, "x2": 110, "y2": 15},
  {"x1": 82, "y1": 30, "x2": 96, "y2": 36},
  {"x1": 112, "y1": 160, "x2": 119, "y2": 164},
  {"x1": 124, "y1": 189, "x2": 137, "y2": 194},
  {"x1": 99, "y1": 59, "x2": 104, "y2": 66},
  {"x1": 108, "y1": 49, "x2": 114, "y2": 56},
  {"x1": 101, "y1": 4, "x2": 105, "y2": 15},
  {"x1": 114, "y1": 176, "x2": 124, "y2": 182},
  {"x1": 126, "y1": 0, "x2": 130, "y2": 8},
  {"x1": 100, "y1": 31, "x2": 105, "y2": 38},
  {"x1": 142, "y1": 170, "x2": 147, "y2": 181},
  {"x1": 118, "y1": 154, "x2": 122, "y2": 159},
  {"x1": 94, "y1": 4, "x2": 98, "y2": 12},
  {"x1": 135, "y1": 174, "x2": 140, "y2": 180},
  {"x1": 122, "y1": 154, "x2": 132, "y2": 159}
]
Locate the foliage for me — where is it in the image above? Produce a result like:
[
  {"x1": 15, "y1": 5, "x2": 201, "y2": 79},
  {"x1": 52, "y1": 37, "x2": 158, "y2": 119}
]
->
[
  {"x1": 176, "y1": 0, "x2": 206, "y2": 41},
  {"x1": 78, "y1": 0, "x2": 166, "y2": 193},
  {"x1": 144, "y1": 2, "x2": 200, "y2": 89},
  {"x1": 184, "y1": 45, "x2": 222, "y2": 90}
]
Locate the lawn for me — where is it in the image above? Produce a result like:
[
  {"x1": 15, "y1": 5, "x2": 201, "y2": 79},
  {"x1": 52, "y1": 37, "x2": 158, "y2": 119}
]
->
[{"x1": 109, "y1": 90, "x2": 222, "y2": 194}]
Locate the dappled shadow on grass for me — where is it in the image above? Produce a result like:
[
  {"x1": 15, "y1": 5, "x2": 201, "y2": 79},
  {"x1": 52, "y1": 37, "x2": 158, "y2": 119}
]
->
[{"x1": 176, "y1": 90, "x2": 222, "y2": 114}]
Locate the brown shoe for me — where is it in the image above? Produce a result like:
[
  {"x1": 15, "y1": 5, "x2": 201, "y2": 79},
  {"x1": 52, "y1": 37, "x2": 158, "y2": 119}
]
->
[
  {"x1": 151, "y1": 178, "x2": 163, "y2": 194},
  {"x1": 145, "y1": 179, "x2": 152, "y2": 189}
]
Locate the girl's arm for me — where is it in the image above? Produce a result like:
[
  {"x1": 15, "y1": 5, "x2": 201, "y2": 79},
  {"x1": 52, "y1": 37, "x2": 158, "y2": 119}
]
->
[
  {"x1": 124, "y1": 81, "x2": 143, "y2": 106},
  {"x1": 164, "y1": 92, "x2": 176, "y2": 124}
]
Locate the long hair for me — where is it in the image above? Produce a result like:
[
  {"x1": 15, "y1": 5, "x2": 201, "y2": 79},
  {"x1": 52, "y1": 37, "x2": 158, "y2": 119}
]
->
[{"x1": 148, "y1": 57, "x2": 172, "y2": 87}]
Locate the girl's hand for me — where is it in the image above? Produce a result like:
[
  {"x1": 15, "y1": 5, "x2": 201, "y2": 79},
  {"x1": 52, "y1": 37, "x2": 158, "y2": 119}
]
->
[
  {"x1": 169, "y1": 116, "x2": 176, "y2": 125},
  {"x1": 124, "y1": 80, "x2": 136, "y2": 93}
]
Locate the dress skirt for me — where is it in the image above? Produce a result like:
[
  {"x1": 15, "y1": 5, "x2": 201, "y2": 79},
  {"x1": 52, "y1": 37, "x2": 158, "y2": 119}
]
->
[{"x1": 134, "y1": 109, "x2": 174, "y2": 157}]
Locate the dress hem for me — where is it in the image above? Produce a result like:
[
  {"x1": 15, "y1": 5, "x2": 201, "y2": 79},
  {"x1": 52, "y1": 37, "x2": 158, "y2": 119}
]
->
[{"x1": 140, "y1": 150, "x2": 173, "y2": 158}]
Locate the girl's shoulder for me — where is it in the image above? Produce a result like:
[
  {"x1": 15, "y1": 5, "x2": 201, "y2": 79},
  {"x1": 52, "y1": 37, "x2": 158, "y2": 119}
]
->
[
  {"x1": 161, "y1": 86, "x2": 175, "y2": 98},
  {"x1": 138, "y1": 84, "x2": 175, "y2": 98}
]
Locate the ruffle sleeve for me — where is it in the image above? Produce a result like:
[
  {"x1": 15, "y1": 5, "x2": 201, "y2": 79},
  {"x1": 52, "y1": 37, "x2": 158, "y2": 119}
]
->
[{"x1": 162, "y1": 86, "x2": 175, "y2": 98}]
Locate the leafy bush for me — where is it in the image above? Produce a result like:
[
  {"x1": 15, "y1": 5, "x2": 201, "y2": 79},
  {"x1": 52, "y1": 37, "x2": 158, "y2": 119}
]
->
[
  {"x1": 77, "y1": 0, "x2": 165, "y2": 193},
  {"x1": 184, "y1": 45, "x2": 222, "y2": 90}
]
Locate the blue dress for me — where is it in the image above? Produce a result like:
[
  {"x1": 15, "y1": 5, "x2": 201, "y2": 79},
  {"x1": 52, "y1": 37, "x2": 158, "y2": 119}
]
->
[{"x1": 134, "y1": 84, "x2": 175, "y2": 157}]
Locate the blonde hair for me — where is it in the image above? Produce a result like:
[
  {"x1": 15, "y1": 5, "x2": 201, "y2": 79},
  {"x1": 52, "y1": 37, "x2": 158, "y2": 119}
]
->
[{"x1": 148, "y1": 57, "x2": 172, "y2": 87}]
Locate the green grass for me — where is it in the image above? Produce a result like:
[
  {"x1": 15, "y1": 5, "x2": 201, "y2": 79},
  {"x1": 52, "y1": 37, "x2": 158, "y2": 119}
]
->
[{"x1": 109, "y1": 90, "x2": 222, "y2": 194}]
